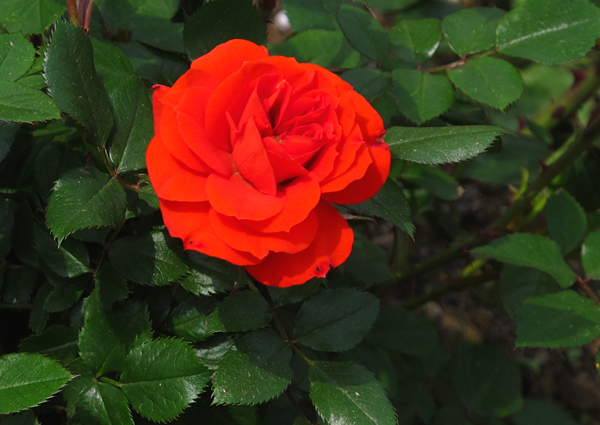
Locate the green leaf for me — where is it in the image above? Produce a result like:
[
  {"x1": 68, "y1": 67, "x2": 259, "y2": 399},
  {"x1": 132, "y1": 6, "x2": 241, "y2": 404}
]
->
[
  {"x1": 92, "y1": 39, "x2": 153, "y2": 173},
  {"x1": 284, "y1": 0, "x2": 342, "y2": 31},
  {"x1": 392, "y1": 69, "x2": 454, "y2": 124},
  {"x1": 208, "y1": 291, "x2": 271, "y2": 333},
  {"x1": 168, "y1": 296, "x2": 216, "y2": 342},
  {"x1": 386, "y1": 125, "x2": 502, "y2": 164},
  {"x1": 44, "y1": 21, "x2": 114, "y2": 146},
  {"x1": 582, "y1": 229, "x2": 600, "y2": 279},
  {"x1": 342, "y1": 68, "x2": 390, "y2": 101},
  {"x1": 109, "y1": 230, "x2": 188, "y2": 286},
  {"x1": 345, "y1": 233, "x2": 394, "y2": 284},
  {"x1": 2, "y1": 265, "x2": 36, "y2": 304},
  {"x1": 0, "y1": 353, "x2": 72, "y2": 414},
  {"x1": 46, "y1": 167, "x2": 127, "y2": 243},
  {"x1": 212, "y1": 329, "x2": 293, "y2": 405},
  {"x1": 267, "y1": 279, "x2": 322, "y2": 307},
  {"x1": 449, "y1": 345, "x2": 522, "y2": 417},
  {"x1": 0, "y1": 0, "x2": 65, "y2": 34},
  {"x1": 95, "y1": 264, "x2": 129, "y2": 310},
  {"x1": 0, "y1": 34, "x2": 35, "y2": 81},
  {"x1": 369, "y1": 307, "x2": 437, "y2": 356},
  {"x1": 364, "y1": 0, "x2": 418, "y2": 10},
  {"x1": 389, "y1": 18, "x2": 441, "y2": 63},
  {"x1": 195, "y1": 334, "x2": 234, "y2": 370},
  {"x1": 545, "y1": 191, "x2": 587, "y2": 254},
  {"x1": 120, "y1": 338, "x2": 211, "y2": 422},
  {"x1": 294, "y1": 288, "x2": 379, "y2": 352},
  {"x1": 79, "y1": 292, "x2": 152, "y2": 375},
  {"x1": 29, "y1": 283, "x2": 52, "y2": 334},
  {"x1": 269, "y1": 30, "x2": 360, "y2": 69},
  {"x1": 402, "y1": 162, "x2": 460, "y2": 200},
  {"x1": 0, "y1": 80, "x2": 60, "y2": 123},
  {"x1": 19, "y1": 325, "x2": 78, "y2": 364},
  {"x1": 336, "y1": 5, "x2": 389, "y2": 62},
  {"x1": 0, "y1": 120, "x2": 18, "y2": 163},
  {"x1": 43, "y1": 272, "x2": 86, "y2": 312},
  {"x1": 184, "y1": 0, "x2": 266, "y2": 60},
  {"x1": 348, "y1": 178, "x2": 414, "y2": 236},
  {"x1": 442, "y1": 7, "x2": 506, "y2": 55},
  {"x1": 34, "y1": 226, "x2": 91, "y2": 278},
  {"x1": 181, "y1": 252, "x2": 238, "y2": 296},
  {"x1": 500, "y1": 265, "x2": 562, "y2": 319},
  {"x1": 119, "y1": 41, "x2": 187, "y2": 86},
  {"x1": 448, "y1": 57, "x2": 523, "y2": 110},
  {"x1": 465, "y1": 134, "x2": 549, "y2": 185},
  {"x1": 0, "y1": 411, "x2": 40, "y2": 425},
  {"x1": 309, "y1": 361, "x2": 396, "y2": 425},
  {"x1": 66, "y1": 364, "x2": 133, "y2": 425},
  {"x1": 516, "y1": 291, "x2": 600, "y2": 347},
  {"x1": 496, "y1": 0, "x2": 600, "y2": 64},
  {"x1": 472, "y1": 234, "x2": 576, "y2": 288},
  {"x1": 513, "y1": 399, "x2": 579, "y2": 425}
]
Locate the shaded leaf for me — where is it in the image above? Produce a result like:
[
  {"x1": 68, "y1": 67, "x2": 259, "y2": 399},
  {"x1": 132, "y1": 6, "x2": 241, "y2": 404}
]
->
[
  {"x1": 337, "y1": 5, "x2": 389, "y2": 62},
  {"x1": 348, "y1": 178, "x2": 413, "y2": 236},
  {"x1": 168, "y1": 296, "x2": 216, "y2": 342},
  {"x1": 284, "y1": 0, "x2": 342, "y2": 31},
  {"x1": 212, "y1": 329, "x2": 293, "y2": 405},
  {"x1": 294, "y1": 288, "x2": 379, "y2": 352},
  {"x1": 18, "y1": 325, "x2": 78, "y2": 364},
  {"x1": 516, "y1": 291, "x2": 600, "y2": 347},
  {"x1": 346, "y1": 233, "x2": 394, "y2": 284},
  {"x1": 402, "y1": 162, "x2": 460, "y2": 200},
  {"x1": 513, "y1": 399, "x2": 579, "y2": 425},
  {"x1": 79, "y1": 292, "x2": 152, "y2": 375},
  {"x1": 209, "y1": 291, "x2": 271, "y2": 333},
  {"x1": 95, "y1": 264, "x2": 129, "y2": 310},
  {"x1": 472, "y1": 233, "x2": 576, "y2": 288},
  {"x1": 184, "y1": 0, "x2": 266, "y2": 60},
  {"x1": 181, "y1": 252, "x2": 238, "y2": 296},
  {"x1": 109, "y1": 230, "x2": 188, "y2": 286},
  {"x1": 449, "y1": 345, "x2": 522, "y2": 417},
  {"x1": 545, "y1": 190, "x2": 587, "y2": 254},
  {"x1": 34, "y1": 226, "x2": 91, "y2": 278},
  {"x1": 342, "y1": 68, "x2": 390, "y2": 101},
  {"x1": 119, "y1": 41, "x2": 187, "y2": 86}
]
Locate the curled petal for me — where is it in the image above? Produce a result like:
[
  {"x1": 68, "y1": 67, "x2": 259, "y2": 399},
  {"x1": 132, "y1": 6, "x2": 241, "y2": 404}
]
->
[
  {"x1": 209, "y1": 209, "x2": 318, "y2": 259},
  {"x1": 245, "y1": 201, "x2": 354, "y2": 287},
  {"x1": 146, "y1": 136, "x2": 209, "y2": 202},
  {"x1": 206, "y1": 172, "x2": 286, "y2": 221},
  {"x1": 241, "y1": 173, "x2": 321, "y2": 233},
  {"x1": 320, "y1": 144, "x2": 371, "y2": 194},
  {"x1": 322, "y1": 140, "x2": 391, "y2": 205},
  {"x1": 160, "y1": 200, "x2": 261, "y2": 266}
]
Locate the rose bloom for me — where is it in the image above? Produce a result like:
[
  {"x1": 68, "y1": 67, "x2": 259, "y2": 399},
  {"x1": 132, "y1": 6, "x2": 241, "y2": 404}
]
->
[{"x1": 147, "y1": 39, "x2": 390, "y2": 287}]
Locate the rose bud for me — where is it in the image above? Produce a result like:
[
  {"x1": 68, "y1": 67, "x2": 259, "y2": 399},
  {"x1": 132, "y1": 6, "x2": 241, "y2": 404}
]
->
[{"x1": 147, "y1": 39, "x2": 390, "y2": 287}]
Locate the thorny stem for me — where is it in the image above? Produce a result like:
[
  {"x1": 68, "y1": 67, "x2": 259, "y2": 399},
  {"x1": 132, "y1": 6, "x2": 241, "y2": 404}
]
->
[
  {"x1": 423, "y1": 49, "x2": 497, "y2": 73},
  {"x1": 99, "y1": 376, "x2": 122, "y2": 387},
  {"x1": 577, "y1": 278, "x2": 600, "y2": 306},
  {"x1": 380, "y1": 114, "x2": 600, "y2": 298}
]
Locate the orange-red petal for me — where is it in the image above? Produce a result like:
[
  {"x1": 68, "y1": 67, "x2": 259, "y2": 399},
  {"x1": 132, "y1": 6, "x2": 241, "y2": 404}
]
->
[
  {"x1": 146, "y1": 136, "x2": 209, "y2": 202},
  {"x1": 159, "y1": 200, "x2": 261, "y2": 266},
  {"x1": 209, "y1": 209, "x2": 318, "y2": 259},
  {"x1": 205, "y1": 172, "x2": 286, "y2": 220},
  {"x1": 245, "y1": 201, "x2": 354, "y2": 287}
]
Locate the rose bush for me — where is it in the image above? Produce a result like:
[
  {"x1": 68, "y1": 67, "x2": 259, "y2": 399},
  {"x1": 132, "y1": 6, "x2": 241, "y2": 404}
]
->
[{"x1": 146, "y1": 39, "x2": 390, "y2": 287}]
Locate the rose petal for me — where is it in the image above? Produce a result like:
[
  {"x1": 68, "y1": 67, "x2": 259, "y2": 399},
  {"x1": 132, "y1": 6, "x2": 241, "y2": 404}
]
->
[
  {"x1": 350, "y1": 91, "x2": 385, "y2": 140},
  {"x1": 159, "y1": 200, "x2": 260, "y2": 266},
  {"x1": 320, "y1": 144, "x2": 372, "y2": 194},
  {"x1": 241, "y1": 173, "x2": 320, "y2": 233},
  {"x1": 263, "y1": 136, "x2": 309, "y2": 183},
  {"x1": 151, "y1": 84, "x2": 169, "y2": 134},
  {"x1": 209, "y1": 208, "x2": 318, "y2": 259},
  {"x1": 190, "y1": 39, "x2": 269, "y2": 81},
  {"x1": 245, "y1": 201, "x2": 354, "y2": 287},
  {"x1": 232, "y1": 117, "x2": 277, "y2": 196},
  {"x1": 322, "y1": 140, "x2": 391, "y2": 205},
  {"x1": 206, "y1": 172, "x2": 286, "y2": 220},
  {"x1": 146, "y1": 136, "x2": 209, "y2": 202}
]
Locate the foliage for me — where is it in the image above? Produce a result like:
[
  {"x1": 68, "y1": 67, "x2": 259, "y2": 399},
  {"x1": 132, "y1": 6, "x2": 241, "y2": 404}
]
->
[{"x1": 1, "y1": 0, "x2": 600, "y2": 424}]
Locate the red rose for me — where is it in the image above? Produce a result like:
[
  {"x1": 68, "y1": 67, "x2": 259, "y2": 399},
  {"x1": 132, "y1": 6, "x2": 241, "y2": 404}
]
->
[{"x1": 146, "y1": 39, "x2": 390, "y2": 287}]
